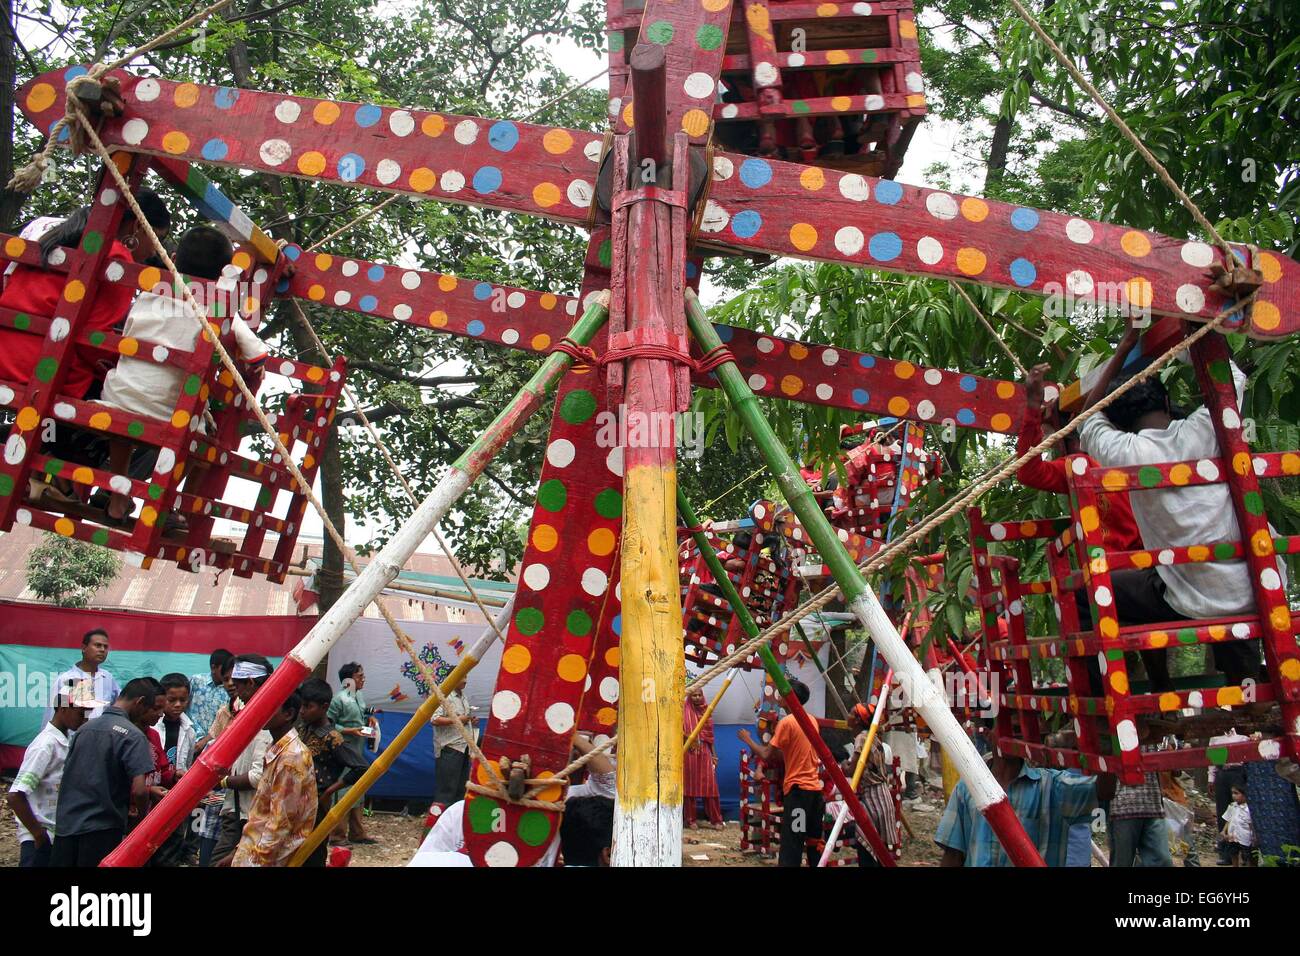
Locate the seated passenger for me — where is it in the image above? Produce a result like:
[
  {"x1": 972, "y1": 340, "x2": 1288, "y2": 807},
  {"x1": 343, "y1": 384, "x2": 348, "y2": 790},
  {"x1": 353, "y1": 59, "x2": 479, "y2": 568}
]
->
[
  {"x1": 1077, "y1": 317, "x2": 1287, "y2": 691},
  {"x1": 97, "y1": 225, "x2": 266, "y2": 525}
]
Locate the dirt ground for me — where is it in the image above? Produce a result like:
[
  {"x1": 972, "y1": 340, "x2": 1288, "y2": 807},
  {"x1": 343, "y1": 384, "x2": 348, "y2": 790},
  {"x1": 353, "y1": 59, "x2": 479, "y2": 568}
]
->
[{"x1": 1, "y1": 775, "x2": 1226, "y2": 867}]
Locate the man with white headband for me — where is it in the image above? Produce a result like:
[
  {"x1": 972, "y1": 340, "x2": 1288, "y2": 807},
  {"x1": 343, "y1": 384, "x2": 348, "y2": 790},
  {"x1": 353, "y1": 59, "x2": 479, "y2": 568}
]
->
[{"x1": 207, "y1": 654, "x2": 274, "y2": 864}]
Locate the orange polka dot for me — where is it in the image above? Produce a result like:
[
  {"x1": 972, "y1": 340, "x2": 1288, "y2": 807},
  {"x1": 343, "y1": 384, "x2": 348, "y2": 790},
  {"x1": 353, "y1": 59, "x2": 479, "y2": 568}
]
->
[
  {"x1": 1218, "y1": 685, "x2": 1243, "y2": 707},
  {"x1": 1080, "y1": 505, "x2": 1100, "y2": 532},
  {"x1": 532, "y1": 524, "x2": 558, "y2": 551},
  {"x1": 532, "y1": 182, "x2": 561, "y2": 208},
  {"x1": 1281, "y1": 658, "x2": 1300, "y2": 681},
  {"x1": 816, "y1": 2, "x2": 837, "y2": 14},
  {"x1": 437, "y1": 274, "x2": 457, "y2": 292},
  {"x1": 88, "y1": 411, "x2": 112, "y2": 431},
  {"x1": 1158, "y1": 692, "x2": 1181, "y2": 712},
  {"x1": 54, "y1": 517, "x2": 75, "y2": 537},
  {"x1": 894, "y1": 361, "x2": 915, "y2": 380},
  {"x1": 408, "y1": 167, "x2": 437, "y2": 192},
  {"x1": 1120, "y1": 231, "x2": 1151, "y2": 257},
  {"x1": 1170, "y1": 463, "x2": 1192, "y2": 485},
  {"x1": 557, "y1": 654, "x2": 587, "y2": 682},
  {"x1": 1102, "y1": 470, "x2": 1129, "y2": 491},
  {"x1": 170, "y1": 409, "x2": 191, "y2": 429},
  {"x1": 140, "y1": 506, "x2": 158, "y2": 527},
  {"x1": 533, "y1": 772, "x2": 564, "y2": 802},
  {"x1": 604, "y1": 646, "x2": 620, "y2": 668},
  {"x1": 118, "y1": 337, "x2": 138, "y2": 357},
  {"x1": 995, "y1": 381, "x2": 1015, "y2": 399},
  {"x1": 888, "y1": 396, "x2": 910, "y2": 416},
  {"x1": 63, "y1": 279, "x2": 86, "y2": 303},
  {"x1": 991, "y1": 413, "x2": 1012, "y2": 431},
  {"x1": 1100, "y1": 617, "x2": 1118, "y2": 639},
  {"x1": 1126, "y1": 277, "x2": 1153, "y2": 309},
  {"x1": 428, "y1": 310, "x2": 448, "y2": 327},
  {"x1": 830, "y1": 95, "x2": 852, "y2": 111},
  {"x1": 531, "y1": 334, "x2": 551, "y2": 351},
  {"x1": 162, "y1": 131, "x2": 190, "y2": 155},
  {"x1": 597, "y1": 707, "x2": 617, "y2": 726},
  {"x1": 421, "y1": 114, "x2": 445, "y2": 137},
  {"x1": 780, "y1": 375, "x2": 803, "y2": 396},
  {"x1": 71, "y1": 466, "x2": 94, "y2": 486},
  {"x1": 26, "y1": 83, "x2": 56, "y2": 113},
  {"x1": 826, "y1": 50, "x2": 850, "y2": 65},
  {"x1": 1019, "y1": 521, "x2": 1038, "y2": 536},
  {"x1": 3, "y1": 236, "x2": 25, "y2": 258},
  {"x1": 15, "y1": 407, "x2": 39, "y2": 432},
  {"x1": 1252, "y1": 302, "x2": 1281, "y2": 332},
  {"x1": 174, "y1": 83, "x2": 200, "y2": 108},
  {"x1": 789, "y1": 343, "x2": 808, "y2": 361},
  {"x1": 800, "y1": 167, "x2": 824, "y2": 191},
  {"x1": 542, "y1": 129, "x2": 573, "y2": 154},
  {"x1": 1270, "y1": 607, "x2": 1291, "y2": 632},
  {"x1": 906, "y1": 94, "x2": 926, "y2": 108},
  {"x1": 1187, "y1": 545, "x2": 1210, "y2": 562},
  {"x1": 622, "y1": 101, "x2": 635, "y2": 128},
  {"x1": 137, "y1": 267, "x2": 162, "y2": 292},
  {"x1": 313, "y1": 101, "x2": 341, "y2": 125},
  {"x1": 681, "y1": 109, "x2": 710, "y2": 137},
  {"x1": 588, "y1": 527, "x2": 616, "y2": 556},
  {"x1": 1108, "y1": 670, "x2": 1126, "y2": 694},
  {"x1": 899, "y1": 20, "x2": 917, "y2": 38},
  {"x1": 231, "y1": 250, "x2": 252, "y2": 271},
  {"x1": 297, "y1": 151, "x2": 327, "y2": 176},
  {"x1": 789, "y1": 223, "x2": 818, "y2": 251},
  {"x1": 960, "y1": 198, "x2": 989, "y2": 222},
  {"x1": 955, "y1": 247, "x2": 986, "y2": 276},
  {"x1": 502, "y1": 645, "x2": 531, "y2": 673},
  {"x1": 306, "y1": 284, "x2": 324, "y2": 301},
  {"x1": 1258, "y1": 253, "x2": 1281, "y2": 283},
  {"x1": 1284, "y1": 453, "x2": 1300, "y2": 475},
  {"x1": 1232, "y1": 452, "x2": 1251, "y2": 476}
]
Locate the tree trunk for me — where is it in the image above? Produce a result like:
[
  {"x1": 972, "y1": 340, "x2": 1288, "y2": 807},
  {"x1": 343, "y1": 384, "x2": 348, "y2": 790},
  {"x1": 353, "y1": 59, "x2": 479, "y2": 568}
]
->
[
  {"x1": 0, "y1": 0, "x2": 27, "y2": 231},
  {"x1": 825, "y1": 627, "x2": 850, "y2": 719}
]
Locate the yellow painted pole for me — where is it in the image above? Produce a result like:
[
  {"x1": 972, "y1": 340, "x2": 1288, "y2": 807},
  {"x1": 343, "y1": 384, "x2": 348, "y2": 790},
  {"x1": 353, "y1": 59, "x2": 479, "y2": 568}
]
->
[
  {"x1": 287, "y1": 601, "x2": 512, "y2": 866},
  {"x1": 683, "y1": 667, "x2": 737, "y2": 754}
]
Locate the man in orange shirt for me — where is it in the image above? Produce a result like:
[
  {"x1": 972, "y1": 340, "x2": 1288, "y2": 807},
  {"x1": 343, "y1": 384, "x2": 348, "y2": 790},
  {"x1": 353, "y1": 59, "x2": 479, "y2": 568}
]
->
[{"x1": 739, "y1": 679, "x2": 825, "y2": 867}]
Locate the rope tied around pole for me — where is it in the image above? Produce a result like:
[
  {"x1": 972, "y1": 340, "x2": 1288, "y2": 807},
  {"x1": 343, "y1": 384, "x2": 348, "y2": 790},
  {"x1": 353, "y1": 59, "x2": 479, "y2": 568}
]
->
[{"x1": 548, "y1": 337, "x2": 736, "y2": 374}]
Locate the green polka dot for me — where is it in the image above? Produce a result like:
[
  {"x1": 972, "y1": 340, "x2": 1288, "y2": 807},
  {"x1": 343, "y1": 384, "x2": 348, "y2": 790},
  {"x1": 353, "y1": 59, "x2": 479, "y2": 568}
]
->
[
  {"x1": 567, "y1": 609, "x2": 593, "y2": 637},
  {"x1": 1206, "y1": 745, "x2": 1229, "y2": 766},
  {"x1": 43, "y1": 458, "x2": 64, "y2": 477},
  {"x1": 34, "y1": 357, "x2": 58, "y2": 382},
  {"x1": 0, "y1": 474, "x2": 12, "y2": 496},
  {"x1": 537, "y1": 478, "x2": 567, "y2": 512},
  {"x1": 560, "y1": 389, "x2": 596, "y2": 424},
  {"x1": 598, "y1": 240, "x2": 612, "y2": 268},
  {"x1": 974, "y1": 536, "x2": 987, "y2": 549},
  {"x1": 127, "y1": 421, "x2": 144, "y2": 438},
  {"x1": 1138, "y1": 466, "x2": 1162, "y2": 488},
  {"x1": 148, "y1": 483, "x2": 163, "y2": 500},
  {"x1": 89, "y1": 331, "x2": 106, "y2": 346},
  {"x1": 468, "y1": 797, "x2": 500, "y2": 834},
  {"x1": 1078, "y1": 754, "x2": 1091, "y2": 770},
  {"x1": 1277, "y1": 536, "x2": 1295, "y2": 554},
  {"x1": 1176, "y1": 628, "x2": 1198, "y2": 645},
  {"x1": 81, "y1": 231, "x2": 103, "y2": 254},
  {"x1": 696, "y1": 24, "x2": 723, "y2": 50},
  {"x1": 608, "y1": 31, "x2": 624, "y2": 52},
  {"x1": 1214, "y1": 542, "x2": 1236, "y2": 560},
  {"x1": 1208, "y1": 360, "x2": 1231, "y2": 384},
  {"x1": 594, "y1": 488, "x2": 622, "y2": 519},
  {"x1": 257, "y1": 486, "x2": 272, "y2": 507},
  {"x1": 1106, "y1": 648, "x2": 1124, "y2": 661},
  {"x1": 791, "y1": 100, "x2": 810, "y2": 114},
  {"x1": 645, "y1": 20, "x2": 673, "y2": 44},
  {"x1": 860, "y1": 50, "x2": 878, "y2": 63},
  {"x1": 183, "y1": 375, "x2": 202, "y2": 396},
  {"x1": 13, "y1": 313, "x2": 30, "y2": 331},
  {"x1": 516, "y1": 607, "x2": 544, "y2": 636},
  {"x1": 1243, "y1": 491, "x2": 1263, "y2": 515},
  {"x1": 517, "y1": 810, "x2": 552, "y2": 847},
  {"x1": 91, "y1": 528, "x2": 109, "y2": 545}
]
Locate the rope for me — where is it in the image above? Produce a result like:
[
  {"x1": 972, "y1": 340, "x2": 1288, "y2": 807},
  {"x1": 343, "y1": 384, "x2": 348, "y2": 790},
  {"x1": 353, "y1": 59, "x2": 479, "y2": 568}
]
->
[
  {"x1": 521, "y1": 67, "x2": 610, "y2": 123},
  {"x1": 1006, "y1": 0, "x2": 1235, "y2": 264},
  {"x1": 950, "y1": 280, "x2": 1029, "y2": 377},
  {"x1": 548, "y1": 338, "x2": 736, "y2": 374},
  {"x1": 684, "y1": 295, "x2": 1250, "y2": 691},
  {"x1": 304, "y1": 194, "x2": 401, "y2": 254},
  {"x1": 287, "y1": 300, "x2": 509, "y2": 648},
  {"x1": 69, "y1": 111, "x2": 515, "y2": 799},
  {"x1": 702, "y1": 464, "x2": 767, "y2": 512},
  {"x1": 7, "y1": 0, "x2": 237, "y2": 192}
]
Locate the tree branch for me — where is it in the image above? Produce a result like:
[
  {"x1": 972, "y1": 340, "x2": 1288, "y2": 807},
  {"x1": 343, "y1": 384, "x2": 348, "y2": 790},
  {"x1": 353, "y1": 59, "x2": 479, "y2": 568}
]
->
[{"x1": 347, "y1": 359, "x2": 485, "y2": 388}]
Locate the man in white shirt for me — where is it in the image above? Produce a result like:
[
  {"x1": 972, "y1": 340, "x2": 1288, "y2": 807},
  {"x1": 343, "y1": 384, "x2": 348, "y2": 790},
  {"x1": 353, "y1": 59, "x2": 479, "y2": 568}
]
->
[
  {"x1": 7, "y1": 680, "x2": 100, "y2": 866},
  {"x1": 46, "y1": 628, "x2": 120, "y2": 722},
  {"x1": 207, "y1": 655, "x2": 274, "y2": 863},
  {"x1": 1078, "y1": 320, "x2": 1286, "y2": 690}
]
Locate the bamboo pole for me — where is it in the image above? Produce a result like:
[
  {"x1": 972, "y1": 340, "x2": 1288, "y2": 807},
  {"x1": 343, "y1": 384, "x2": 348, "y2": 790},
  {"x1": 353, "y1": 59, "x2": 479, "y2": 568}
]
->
[
  {"x1": 684, "y1": 289, "x2": 1046, "y2": 867},
  {"x1": 287, "y1": 600, "x2": 514, "y2": 866},
  {"x1": 102, "y1": 294, "x2": 610, "y2": 867},
  {"x1": 818, "y1": 667, "x2": 894, "y2": 867},
  {"x1": 683, "y1": 667, "x2": 738, "y2": 754},
  {"x1": 677, "y1": 488, "x2": 895, "y2": 865}
]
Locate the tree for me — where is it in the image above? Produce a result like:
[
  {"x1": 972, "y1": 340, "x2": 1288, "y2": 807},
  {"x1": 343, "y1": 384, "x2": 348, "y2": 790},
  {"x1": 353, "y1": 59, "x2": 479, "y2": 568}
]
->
[{"x1": 24, "y1": 533, "x2": 121, "y2": 607}]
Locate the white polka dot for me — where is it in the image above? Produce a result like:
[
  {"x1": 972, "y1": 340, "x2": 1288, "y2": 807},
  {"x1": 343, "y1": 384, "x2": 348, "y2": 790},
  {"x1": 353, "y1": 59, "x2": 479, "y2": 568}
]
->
[
  {"x1": 838, "y1": 174, "x2": 870, "y2": 202},
  {"x1": 583, "y1": 139, "x2": 603, "y2": 163},
  {"x1": 1231, "y1": 622, "x2": 1250, "y2": 639},
  {"x1": 15, "y1": 508, "x2": 31, "y2": 526},
  {"x1": 134, "y1": 79, "x2": 160, "y2": 102},
  {"x1": 916, "y1": 236, "x2": 943, "y2": 264},
  {"x1": 1066, "y1": 270, "x2": 1094, "y2": 296},
  {"x1": 821, "y1": 348, "x2": 839, "y2": 366},
  {"x1": 599, "y1": 676, "x2": 619, "y2": 702},
  {"x1": 924, "y1": 368, "x2": 943, "y2": 386},
  {"x1": 274, "y1": 100, "x2": 301, "y2": 124},
  {"x1": 1094, "y1": 585, "x2": 1113, "y2": 607},
  {"x1": 581, "y1": 568, "x2": 608, "y2": 596},
  {"x1": 99, "y1": 188, "x2": 119, "y2": 207},
  {"x1": 1222, "y1": 407, "x2": 1240, "y2": 429},
  {"x1": 389, "y1": 110, "x2": 414, "y2": 136},
  {"x1": 787, "y1": 53, "x2": 806, "y2": 67},
  {"x1": 121, "y1": 118, "x2": 149, "y2": 145},
  {"x1": 864, "y1": 94, "x2": 885, "y2": 111},
  {"x1": 491, "y1": 690, "x2": 522, "y2": 721},
  {"x1": 434, "y1": 169, "x2": 464, "y2": 194},
  {"x1": 712, "y1": 156, "x2": 734, "y2": 182},
  {"x1": 905, "y1": 72, "x2": 924, "y2": 92},
  {"x1": 700, "y1": 200, "x2": 730, "y2": 233},
  {"x1": 1158, "y1": 549, "x2": 1175, "y2": 565},
  {"x1": 756, "y1": 337, "x2": 775, "y2": 354},
  {"x1": 747, "y1": 373, "x2": 766, "y2": 390},
  {"x1": 606, "y1": 446, "x2": 623, "y2": 476},
  {"x1": 400, "y1": 271, "x2": 421, "y2": 291},
  {"x1": 47, "y1": 248, "x2": 66, "y2": 266},
  {"x1": 815, "y1": 383, "x2": 833, "y2": 400},
  {"x1": 4, "y1": 434, "x2": 26, "y2": 465},
  {"x1": 544, "y1": 702, "x2": 575, "y2": 734},
  {"x1": 1259, "y1": 739, "x2": 1282, "y2": 760},
  {"x1": 917, "y1": 399, "x2": 936, "y2": 420},
  {"x1": 607, "y1": 97, "x2": 622, "y2": 118},
  {"x1": 108, "y1": 475, "x2": 132, "y2": 495},
  {"x1": 333, "y1": 290, "x2": 351, "y2": 306},
  {"x1": 546, "y1": 439, "x2": 575, "y2": 468},
  {"x1": 565, "y1": 299, "x2": 577, "y2": 316},
  {"x1": 1009, "y1": 599, "x2": 1024, "y2": 616},
  {"x1": 684, "y1": 72, "x2": 715, "y2": 99},
  {"x1": 484, "y1": 841, "x2": 519, "y2": 867},
  {"x1": 49, "y1": 318, "x2": 69, "y2": 341},
  {"x1": 506, "y1": 291, "x2": 526, "y2": 309},
  {"x1": 1065, "y1": 218, "x2": 1094, "y2": 244},
  {"x1": 1116, "y1": 719, "x2": 1139, "y2": 751},
  {"x1": 341, "y1": 260, "x2": 359, "y2": 278},
  {"x1": 1180, "y1": 241, "x2": 1214, "y2": 268},
  {"x1": 567, "y1": 180, "x2": 593, "y2": 207},
  {"x1": 755, "y1": 62, "x2": 779, "y2": 87},
  {"x1": 259, "y1": 139, "x2": 291, "y2": 166},
  {"x1": 1195, "y1": 459, "x2": 1219, "y2": 481},
  {"x1": 1071, "y1": 457, "x2": 1087, "y2": 475},
  {"x1": 1261, "y1": 568, "x2": 1282, "y2": 590},
  {"x1": 501, "y1": 329, "x2": 519, "y2": 345},
  {"x1": 1043, "y1": 385, "x2": 1059, "y2": 403},
  {"x1": 375, "y1": 159, "x2": 401, "y2": 185},
  {"x1": 1188, "y1": 691, "x2": 1203, "y2": 708},
  {"x1": 852, "y1": 2, "x2": 873, "y2": 13},
  {"x1": 720, "y1": 103, "x2": 739, "y2": 119},
  {"x1": 454, "y1": 120, "x2": 479, "y2": 145},
  {"x1": 522, "y1": 563, "x2": 549, "y2": 590},
  {"x1": 51, "y1": 401, "x2": 73, "y2": 420},
  {"x1": 155, "y1": 448, "x2": 176, "y2": 474},
  {"x1": 1176, "y1": 284, "x2": 1205, "y2": 313},
  {"x1": 989, "y1": 523, "x2": 1006, "y2": 541},
  {"x1": 925, "y1": 193, "x2": 958, "y2": 220},
  {"x1": 834, "y1": 226, "x2": 864, "y2": 256},
  {"x1": 393, "y1": 304, "x2": 412, "y2": 322}
]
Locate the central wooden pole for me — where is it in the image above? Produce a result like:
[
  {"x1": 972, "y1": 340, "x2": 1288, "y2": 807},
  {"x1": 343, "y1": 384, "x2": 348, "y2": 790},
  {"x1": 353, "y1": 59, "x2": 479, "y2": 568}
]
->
[{"x1": 613, "y1": 42, "x2": 687, "y2": 866}]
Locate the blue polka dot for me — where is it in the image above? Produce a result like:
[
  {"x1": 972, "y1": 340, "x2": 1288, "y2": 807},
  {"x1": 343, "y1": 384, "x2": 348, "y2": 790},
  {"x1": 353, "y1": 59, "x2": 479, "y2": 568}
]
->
[
  {"x1": 337, "y1": 153, "x2": 365, "y2": 182},
  {"x1": 358, "y1": 295, "x2": 378, "y2": 312},
  {"x1": 1010, "y1": 208, "x2": 1040, "y2": 232},
  {"x1": 612, "y1": 614, "x2": 622, "y2": 637},
  {"x1": 200, "y1": 138, "x2": 229, "y2": 161},
  {"x1": 64, "y1": 66, "x2": 88, "y2": 80},
  {"x1": 685, "y1": 261, "x2": 698, "y2": 280},
  {"x1": 275, "y1": 277, "x2": 290, "y2": 293},
  {"x1": 48, "y1": 120, "x2": 70, "y2": 144},
  {"x1": 714, "y1": 324, "x2": 733, "y2": 343},
  {"x1": 957, "y1": 408, "x2": 975, "y2": 426},
  {"x1": 354, "y1": 104, "x2": 382, "y2": 128},
  {"x1": 467, "y1": 320, "x2": 485, "y2": 336},
  {"x1": 859, "y1": 355, "x2": 876, "y2": 369},
  {"x1": 959, "y1": 375, "x2": 978, "y2": 393},
  {"x1": 1230, "y1": 247, "x2": 1246, "y2": 264},
  {"x1": 472, "y1": 166, "x2": 502, "y2": 194},
  {"x1": 731, "y1": 210, "x2": 762, "y2": 239},
  {"x1": 874, "y1": 180, "x2": 903, "y2": 205},
  {"x1": 283, "y1": 244, "x2": 302, "y2": 261},
  {"x1": 473, "y1": 282, "x2": 493, "y2": 301},
  {"x1": 739, "y1": 158, "x2": 772, "y2": 189},
  {"x1": 852, "y1": 389, "x2": 870, "y2": 405},
  {"x1": 214, "y1": 88, "x2": 240, "y2": 109},
  {"x1": 1009, "y1": 257, "x2": 1037, "y2": 287},
  {"x1": 366, "y1": 264, "x2": 385, "y2": 282},
  {"x1": 488, "y1": 121, "x2": 519, "y2": 152},
  {"x1": 868, "y1": 232, "x2": 902, "y2": 262}
]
